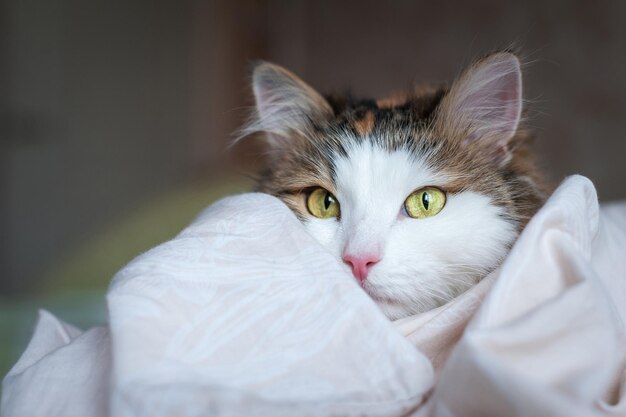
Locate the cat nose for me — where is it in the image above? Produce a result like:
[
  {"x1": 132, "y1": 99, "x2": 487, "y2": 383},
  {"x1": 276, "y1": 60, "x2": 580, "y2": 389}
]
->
[{"x1": 342, "y1": 253, "x2": 381, "y2": 283}]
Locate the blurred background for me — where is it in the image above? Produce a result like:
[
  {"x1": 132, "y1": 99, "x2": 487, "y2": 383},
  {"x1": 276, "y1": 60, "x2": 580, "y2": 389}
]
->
[{"x1": 1, "y1": 0, "x2": 625, "y2": 376}]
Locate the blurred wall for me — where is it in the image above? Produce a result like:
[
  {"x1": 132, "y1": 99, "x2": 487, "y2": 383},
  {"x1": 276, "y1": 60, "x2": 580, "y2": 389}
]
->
[
  {"x1": 2, "y1": 0, "x2": 195, "y2": 292},
  {"x1": 2, "y1": 0, "x2": 625, "y2": 293},
  {"x1": 263, "y1": 0, "x2": 626, "y2": 200}
]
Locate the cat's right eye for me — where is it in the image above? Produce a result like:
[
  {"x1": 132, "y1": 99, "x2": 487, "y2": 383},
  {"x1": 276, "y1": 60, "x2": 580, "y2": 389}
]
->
[{"x1": 307, "y1": 188, "x2": 340, "y2": 219}]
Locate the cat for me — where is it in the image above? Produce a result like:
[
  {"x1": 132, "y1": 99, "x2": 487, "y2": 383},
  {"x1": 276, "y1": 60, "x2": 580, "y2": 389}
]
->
[{"x1": 243, "y1": 52, "x2": 548, "y2": 320}]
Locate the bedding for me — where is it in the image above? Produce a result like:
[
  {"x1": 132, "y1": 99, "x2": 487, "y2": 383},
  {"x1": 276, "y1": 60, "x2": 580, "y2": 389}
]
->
[{"x1": 2, "y1": 175, "x2": 625, "y2": 417}]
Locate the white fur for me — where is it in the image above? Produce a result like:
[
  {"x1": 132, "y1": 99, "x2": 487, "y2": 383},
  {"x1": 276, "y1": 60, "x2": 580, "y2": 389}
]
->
[{"x1": 303, "y1": 140, "x2": 518, "y2": 319}]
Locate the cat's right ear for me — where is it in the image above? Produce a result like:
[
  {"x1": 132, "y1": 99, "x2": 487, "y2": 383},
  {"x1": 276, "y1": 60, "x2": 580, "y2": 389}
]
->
[{"x1": 248, "y1": 62, "x2": 332, "y2": 144}]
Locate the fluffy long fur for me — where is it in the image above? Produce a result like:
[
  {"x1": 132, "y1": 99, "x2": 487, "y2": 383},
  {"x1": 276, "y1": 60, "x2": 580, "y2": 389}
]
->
[{"x1": 242, "y1": 52, "x2": 549, "y2": 319}]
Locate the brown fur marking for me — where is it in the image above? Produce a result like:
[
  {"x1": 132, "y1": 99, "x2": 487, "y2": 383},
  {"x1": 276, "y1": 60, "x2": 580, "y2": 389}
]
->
[
  {"x1": 353, "y1": 111, "x2": 375, "y2": 136},
  {"x1": 376, "y1": 93, "x2": 410, "y2": 108}
]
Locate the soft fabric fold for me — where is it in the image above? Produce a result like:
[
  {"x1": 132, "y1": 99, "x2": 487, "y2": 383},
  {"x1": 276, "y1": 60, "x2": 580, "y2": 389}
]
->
[{"x1": 2, "y1": 175, "x2": 625, "y2": 417}]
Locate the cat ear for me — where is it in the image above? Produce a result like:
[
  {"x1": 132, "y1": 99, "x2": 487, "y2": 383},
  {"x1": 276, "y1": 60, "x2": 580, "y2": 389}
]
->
[
  {"x1": 249, "y1": 62, "x2": 332, "y2": 142},
  {"x1": 435, "y1": 52, "x2": 522, "y2": 165}
]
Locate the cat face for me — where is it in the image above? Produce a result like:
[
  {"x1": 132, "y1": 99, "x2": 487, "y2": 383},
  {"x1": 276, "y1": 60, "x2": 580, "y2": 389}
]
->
[{"x1": 246, "y1": 53, "x2": 547, "y2": 319}]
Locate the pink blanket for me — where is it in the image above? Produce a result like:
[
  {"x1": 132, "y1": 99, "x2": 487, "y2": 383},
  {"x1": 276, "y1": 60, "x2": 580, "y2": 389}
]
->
[{"x1": 3, "y1": 176, "x2": 625, "y2": 417}]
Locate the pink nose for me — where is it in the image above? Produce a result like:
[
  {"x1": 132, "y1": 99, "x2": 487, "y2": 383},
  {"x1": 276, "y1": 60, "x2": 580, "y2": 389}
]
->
[{"x1": 342, "y1": 253, "x2": 381, "y2": 283}]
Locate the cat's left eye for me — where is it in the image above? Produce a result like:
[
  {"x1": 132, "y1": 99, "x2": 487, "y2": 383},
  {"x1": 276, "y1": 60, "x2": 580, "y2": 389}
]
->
[
  {"x1": 404, "y1": 187, "x2": 446, "y2": 219},
  {"x1": 307, "y1": 187, "x2": 340, "y2": 219}
]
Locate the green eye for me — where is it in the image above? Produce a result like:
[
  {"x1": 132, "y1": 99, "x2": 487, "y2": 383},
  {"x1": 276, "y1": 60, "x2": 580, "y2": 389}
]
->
[
  {"x1": 404, "y1": 187, "x2": 446, "y2": 218},
  {"x1": 307, "y1": 188, "x2": 340, "y2": 219}
]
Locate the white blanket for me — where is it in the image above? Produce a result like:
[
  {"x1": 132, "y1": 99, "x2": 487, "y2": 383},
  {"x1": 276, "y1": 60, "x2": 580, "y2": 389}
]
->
[{"x1": 3, "y1": 175, "x2": 626, "y2": 417}]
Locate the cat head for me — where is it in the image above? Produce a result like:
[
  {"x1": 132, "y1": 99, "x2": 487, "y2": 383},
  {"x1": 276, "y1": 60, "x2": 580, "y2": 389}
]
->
[{"x1": 245, "y1": 52, "x2": 547, "y2": 319}]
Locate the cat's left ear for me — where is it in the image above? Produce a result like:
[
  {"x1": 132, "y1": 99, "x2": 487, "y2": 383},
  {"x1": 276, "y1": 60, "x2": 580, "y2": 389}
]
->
[
  {"x1": 435, "y1": 52, "x2": 522, "y2": 165},
  {"x1": 249, "y1": 62, "x2": 332, "y2": 143}
]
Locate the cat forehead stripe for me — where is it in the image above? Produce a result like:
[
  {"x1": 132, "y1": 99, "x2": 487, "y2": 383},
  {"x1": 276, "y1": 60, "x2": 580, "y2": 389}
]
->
[{"x1": 353, "y1": 111, "x2": 375, "y2": 136}]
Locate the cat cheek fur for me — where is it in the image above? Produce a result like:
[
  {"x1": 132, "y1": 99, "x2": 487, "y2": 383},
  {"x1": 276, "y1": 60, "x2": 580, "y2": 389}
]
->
[{"x1": 365, "y1": 192, "x2": 518, "y2": 319}]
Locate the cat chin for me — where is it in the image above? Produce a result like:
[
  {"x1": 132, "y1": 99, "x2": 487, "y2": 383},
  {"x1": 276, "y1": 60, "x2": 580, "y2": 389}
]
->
[
  {"x1": 372, "y1": 300, "x2": 416, "y2": 320},
  {"x1": 362, "y1": 284, "x2": 442, "y2": 320},
  {"x1": 370, "y1": 297, "x2": 439, "y2": 320},
  {"x1": 362, "y1": 272, "x2": 479, "y2": 320},
  {"x1": 370, "y1": 288, "x2": 466, "y2": 320}
]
